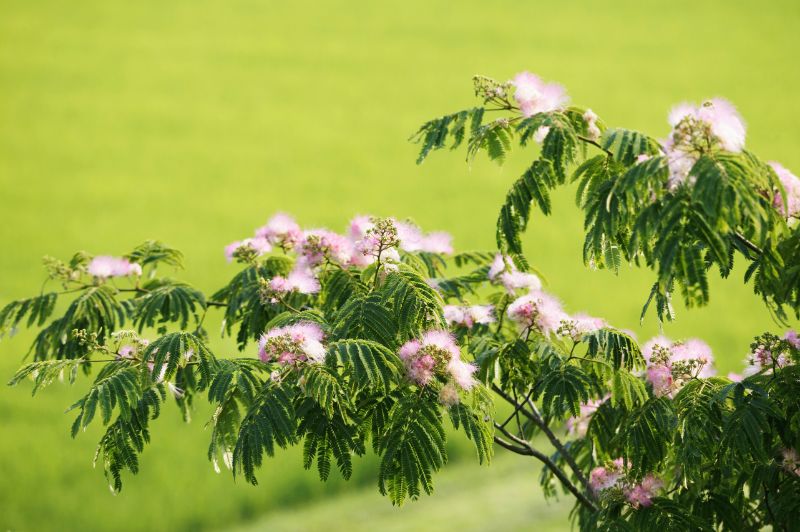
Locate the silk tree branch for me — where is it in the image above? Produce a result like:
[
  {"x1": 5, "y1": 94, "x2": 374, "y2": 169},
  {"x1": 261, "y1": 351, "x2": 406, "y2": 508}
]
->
[
  {"x1": 492, "y1": 384, "x2": 590, "y2": 490},
  {"x1": 493, "y1": 423, "x2": 597, "y2": 512}
]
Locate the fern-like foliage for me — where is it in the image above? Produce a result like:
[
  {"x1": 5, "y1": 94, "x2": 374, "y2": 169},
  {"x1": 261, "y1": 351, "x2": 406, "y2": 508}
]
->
[
  {"x1": 379, "y1": 268, "x2": 445, "y2": 340},
  {"x1": 297, "y1": 398, "x2": 364, "y2": 481},
  {"x1": 329, "y1": 339, "x2": 401, "y2": 393},
  {"x1": 233, "y1": 381, "x2": 297, "y2": 485},
  {"x1": 411, "y1": 107, "x2": 484, "y2": 164},
  {"x1": 127, "y1": 240, "x2": 184, "y2": 270},
  {"x1": 143, "y1": 332, "x2": 217, "y2": 388},
  {"x1": 93, "y1": 387, "x2": 164, "y2": 493},
  {"x1": 377, "y1": 395, "x2": 447, "y2": 505},
  {"x1": 130, "y1": 279, "x2": 206, "y2": 332},
  {"x1": 8, "y1": 358, "x2": 86, "y2": 394},
  {"x1": 207, "y1": 358, "x2": 265, "y2": 472},
  {"x1": 0, "y1": 292, "x2": 58, "y2": 338}
]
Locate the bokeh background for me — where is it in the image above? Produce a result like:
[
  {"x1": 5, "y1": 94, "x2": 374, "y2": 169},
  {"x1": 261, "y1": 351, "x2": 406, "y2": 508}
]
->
[{"x1": 1, "y1": 0, "x2": 799, "y2": 530}]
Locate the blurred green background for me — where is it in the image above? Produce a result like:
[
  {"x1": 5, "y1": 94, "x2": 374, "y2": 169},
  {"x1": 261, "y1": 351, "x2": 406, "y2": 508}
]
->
[{"x1": 1, "y1": 0, "x2": 798, "y2": 530}]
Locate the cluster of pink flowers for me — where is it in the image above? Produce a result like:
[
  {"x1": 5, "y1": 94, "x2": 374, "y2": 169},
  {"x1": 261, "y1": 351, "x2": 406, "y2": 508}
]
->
[
  {"x1": 224, "y1": 237, "x2": 272, "y2": 262},
  {"x1": 560, "y1": 313, "x2": 607, "y2": 341},
  {"x1": 506, "y1": 290, "x2": 568, "y2": 336},
  {"x1": 398, "y1": 330, "x2": 476, "y2": 392},
  {"x1": 769, "y1": 162, "x2": 800, "y2": 219},
  {"x1": 395, "y1": 221, "x2": 453, "y2": 254},
  {"x1": 488, "y1": 254, "x2": 541, "y2": 293},
  {"x1": 504, "y1": 286, "x2": 608, "y2": 341},
  {"x1": 589, "y1": 459, "x2": 663, "y2": 509},
  {"x1": 268, "y1": 267, "x2": 320, "y2": 295},
  {"x1": 566, "y1": 396, "x2": 608, "y2": 438},
  {"x1": 226, "y1": 214, "x2": 455, "y2": 299},
  {"x1": 663, "y1": 98, "x2": 746, "y2": 189},
  {"x1": 258, "y1": 322, "x2": 326, "y2": 366},
  {"x1": 227, "y1": 213, "x2": 452, "y2": 270},
  {"x1": 589, "y1": 459, "x2": 625, "y2": 491},
  {"x1": 624, "y1": 475, "x2": 664, "y2": 509},
  {"x1": 443, "y1": 304, "x2": 495, "y2": 328},
  {"x1": 87, "y1": 256, "x2": 142, "y2": 278},
  {"x1": 255, "y1": 213, "x2": 304, "y2": 248},
  {"x1": 512, "y1": 71, "x2": 569, "y2": 118},
  {"x1": 642, "y1": 336, "x2": 716, "y2": 397},
  {"x1": 742, "y1": 330, "x2": 798, "y2": 376}
]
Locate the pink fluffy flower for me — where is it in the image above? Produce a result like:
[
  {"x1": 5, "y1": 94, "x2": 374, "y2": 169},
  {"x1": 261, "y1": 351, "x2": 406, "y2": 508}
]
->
[
  {"x1": 583, "y1": 108, "x2": 601, "y2": 141},
  {"x1": 512, "y1": 71, "x2": 570, "y2": 118},
  {"x1": 348, "y1": 215, "x2": 374, "y2": 240},
  {"x1": 641, "y1": 336, "x2": 672, "y2": 365},
  {"x1": 668, "y1": 98, "x2": 746, "y2": 152},
  {"x1": 624, "y1": 474, "x2": 664, "y2": 508},
  {"x1": 287, "y1": 267, "x2": 320, "y2": 294},
  {"x1": 785, "y1": 330, "x2": 800, "y2": 349},
  {"x1": 394, "y1": 222, "x2": 453, "y2": 255},
  {"x1": 117, "y1": 345, "x2": 136, "y2": 360},
  {"x1": 566, "y1": 313, "x2": 607, "y2": 340},
  {"x1": 589, "y1": 458, "x2": 625, "y2": 492},
  {"x1": 258, "y1": 322, "x2": 326, "y2": 365},
  {"x1": 769, "y1": 162, "x2": 800, "y2": 218},
  {"x1": 671, "y1": 338, "x2": 716, "y2": 378},
  {"x1": 419, "y1": 231, "x2": 453, "y2": 254},
  {"x1": 88, "y1": 256, "x2": 142, "y2": 278},
  {"x1": 269, "y1": 266, "x2": 320, "y2": 295},
  {"x1": 444, "y1": 305, "x2": 495, "y2": 328},
  {"x1": 663, "y1": 137, "x2": 698, "y2": 190},
  {"x1": 647, "y1": 365, "x2": 673, "y2": 397},
  {"x1": 507, "y1": 290, "x2": 568, "y2": 336},
  {"x1": 438, "y1": 382, "x2": 461, "y2": 406},
  {"x1": 396, "y1": 221, "x2": 424, "y2": 251},
  {"x1": 224, "y1": 237, "x2": 272, "y2": 262},
  {"x1": 255, "y1": 213, "x2": 303, "y2": 248},
  {"x1": 488, "y1": 254, "x2": 542, "y2": 293},
  {"x1": 642, "y1": 336, "x2": 715, "y2": 396},
  {"x1": 298, "y1": 229, "x2": 352, "y2": 266},
  {"x1": 398, "y1": 331, "x2": 475, "y2": 389}
]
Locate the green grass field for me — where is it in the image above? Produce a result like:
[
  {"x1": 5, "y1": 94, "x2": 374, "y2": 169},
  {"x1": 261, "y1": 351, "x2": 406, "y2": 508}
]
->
[{"x1": 1, "y1": 0, "x2": 798, "y2": 530}]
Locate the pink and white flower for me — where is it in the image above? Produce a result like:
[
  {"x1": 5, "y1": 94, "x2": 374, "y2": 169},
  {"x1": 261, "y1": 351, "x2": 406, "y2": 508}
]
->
[
  {"x1": 87, "y1": 256, "x2": 142, "y2": 278},
  {"x1": 269, "y1": 265, "x2": 320, "y2": 295},
  {"x1": 563, "y1": 313, "x2": 607, "y2": 341},
  {"x1": 224, "y1": 237, "x2": 272, "y2": 262},
  {"x1": 507, "y1": 290, "x2": 568, "y2": 336},
  {"x1": 398, "y1": 330, "x2": 476, "y2": 389},
  {"x1": 258, "y1": 322, "x2": 326, "y2": 366},
  {"x1": 642, "y1": 336, "x2": 716, "y2": 397},
  {"x1": 668, "y1": 98, "x2": 746, "y2": 153},
  {"x1": 512, "y1": 71, "x2": 569, "y2": 118},
  {"x1": 488, "y1": 254, "x2": 542, "y2": 294},
  {"x1": 624, "y1": 474, "x2": 664, "y2": 508},
  {"x1": 255, "y1": 213, "x2": 303, "y2": 248},
  {"x1": 589, "y1": 458, "x2": 625, "y2": 492},
  {"x1": 444, "y1": 305, "x2": 495, "y2": 328},
  {"x1": 583, "y1": 108, "x2": 601, "y2": 141},
  {"x1": 769, "y1": 162, "x2": 800, "y2": 219},
  {"x1": 298, "y1": 229, "x2": 352, "y2": 266}
]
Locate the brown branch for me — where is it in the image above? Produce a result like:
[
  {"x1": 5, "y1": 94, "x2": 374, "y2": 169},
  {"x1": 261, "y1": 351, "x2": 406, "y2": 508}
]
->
[
  {"x1": 494, "y1": 423, "x2": 597, "y2": 512},
  {"x1": 577, "y1": 135, "x2": 613, "y2": 156},
  {"x1": 492, "y1": 384, "x2": 590, "y2": 490}
]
